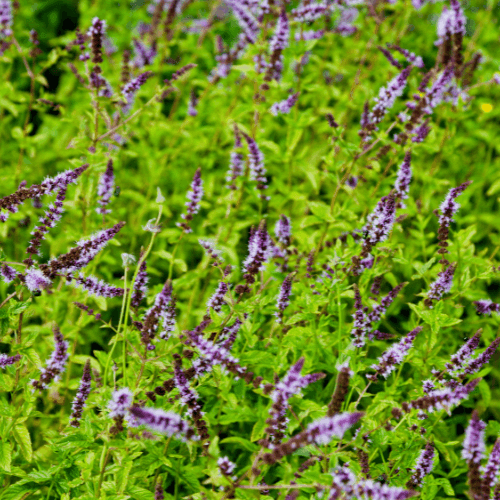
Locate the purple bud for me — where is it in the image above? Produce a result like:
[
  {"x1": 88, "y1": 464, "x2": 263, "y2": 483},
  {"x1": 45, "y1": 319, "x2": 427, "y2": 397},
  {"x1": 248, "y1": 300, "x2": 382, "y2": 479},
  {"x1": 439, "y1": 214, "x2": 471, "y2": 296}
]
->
[
  {"x1": 96, "y1": 160, "x2": 114, "y2": 216},
  {"x1": 218, "y1": 456, "x2": 236, "y2": 476},
  {"x1": 1, "y1": 263, "x2": 17, "y2": 283},
  {"x1": 108, "y1": 387, "x2": 133, "y2": 418},
  {"x1": 270, "y1": 92, "x2": 299, "y2": 116},
  {"x1": 122, "y1": 71, "x2": 153, "y2": 114},
  {"x1": 207, "y1": 281, "x2": 228, "y2": 313},
  {"x1": 0, "y1": 353, "x2": 21, "y2": 369},
  {"x1": 69, "y1": 360, "x2": 92, "y2": 427},
  {"x1": 276, "y1": 274, "x2": 293, "y2": 323},
  {"x1": 177, "y1": 168, "x2": 203, "y2": 233},
  {"x1": 426, "y1": 264, "x2": 455, "y2": 306},
  {"x1": 474, "y1": 300, "x2": 500, "y2": 315}
]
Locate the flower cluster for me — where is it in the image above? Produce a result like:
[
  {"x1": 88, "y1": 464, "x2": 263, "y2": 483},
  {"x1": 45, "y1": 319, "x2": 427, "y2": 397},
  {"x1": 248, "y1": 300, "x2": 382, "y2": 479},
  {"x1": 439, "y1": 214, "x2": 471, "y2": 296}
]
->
[
  {"x1": 69, "y1": 360, "x2": 92, "y2": 427},
  {"x1": 177, "y1": 168, "x2": 203, "y2": 233}
]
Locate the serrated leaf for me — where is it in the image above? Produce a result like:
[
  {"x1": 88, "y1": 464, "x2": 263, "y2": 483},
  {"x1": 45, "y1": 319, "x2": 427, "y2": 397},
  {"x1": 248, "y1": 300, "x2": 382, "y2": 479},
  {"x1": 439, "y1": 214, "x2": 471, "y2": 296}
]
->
[
  {"x1": 0, "y1": 440, "x2": 12, "y2": 472},
  {"x1": 13, "y1": 424, "x2": 32, "y2": 462}
]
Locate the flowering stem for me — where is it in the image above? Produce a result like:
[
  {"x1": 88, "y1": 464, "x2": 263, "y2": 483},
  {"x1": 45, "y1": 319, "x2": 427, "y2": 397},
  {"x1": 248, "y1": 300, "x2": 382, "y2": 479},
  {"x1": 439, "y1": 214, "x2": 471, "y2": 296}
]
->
[{"x1": 121, "y1": 269, "x2": 129, "y2": 386}]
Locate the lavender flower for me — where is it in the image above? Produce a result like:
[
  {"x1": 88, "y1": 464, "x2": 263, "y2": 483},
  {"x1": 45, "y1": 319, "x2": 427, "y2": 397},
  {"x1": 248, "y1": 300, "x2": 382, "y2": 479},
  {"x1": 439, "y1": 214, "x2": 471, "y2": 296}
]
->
[
  {"x1": 219, "y1": 317, "x2": 243, "y2": 350},
  {"x1": 390, "y1": 44, "x2": 425, "y2": 68},
  {"x1": 155, "y1": 483, "x2": 164, "y2": 500},
  {"x1": 141, "y1": 280, "x2": 172, "y2": 349},
  {"x1": 0, "y1": 353, "x2": 21, "y2": 369},
  {"x1": 445, "y1": 330, "x2": 482, "y2": 374},
  {"x1": 24, "y1": 268, "x2": 52, "y2": 292},
  {"x1": 108, "y1": 387, "x2": 133, "y2": 418},
  {"x1": 227, "y1": 0, "x2": 260, "y2": 44},
  {"x1": 199, "y1": 239, "x2": 223, "y2": 264},
  {"x1": 463, "y1": 411, "x2": 486, "y2": 467},
  {"x1": 218, "y1": 456, "x2": 236, "y2": 476},
  {"x1": 402, "y1": 378, "x2": 479, "y2": 414},
  {"x1": 295, "y1": 30, "x2": 324, "y2": 42},
  {"x1": 242, "y1": 221, "x2": 272, "y2": 275},
  {"x1": 131, "y1": 258, "x2": 149, "y2": 309},
  {"x1": 270, "y1": 92, "x2": 299, "y2": 116},
  {"x1": 39, "y1": 221, "x2": 125, "y2": 280},
  {"x1": 207, "y1": 281, "x2": 228, "y2": 313},
  {"x1": 128, "y1": 406, "x2": 196, "y2": 440},
  {"x1": 369, "y1": 66, "x2": 412, "y2": 128},
  {"x1": 226, "y1": 125, "x2": 245, "y2": 189},
  {"x1": 406, "y1": 443, "x2": 435, "y2": 488},
  {"x1": 71, "y1": 273, "x2": 124, "y2": 298},
  {"x1": 437, "y1": 181, "x2": 472, "y2": 258},
  {"x1": 275, "y1": 215, "x2": 291, "y2": 247},
  {"x1": 265, "y1": 9, "x2": 289, "y2": 82},
  {"x1": 336, "y1": 7, "x2": 359, "y2": 36},
  {"x1": 177, "y1": 168, "x2": 203, "y2": 233},
  {"x1": 291, "y1": 2, "x2": 328, "y2": 22},
  {"x1": 132, "y1": 38, "x2": 157, "y2": 68},
  {"x1": 378, "y1": 45, "x2": 402, "y2": 69},
  {"x1": 69, "y1": 360, "x2": 92, "y2": 427},
  {"x1": 394, "y1": 151, "x2": 412, "y2": 207},
  {"x1": 96, "y1": 160, "x2": 114, "y2": 216},
  {"x1": 262, "y1": 412, "x2": 362, "y2": 464},
  {"x1": 0, "y1": 0, "x2": 12, "y2": 39},
  {"x1": 122, "y1": 71, "x2": 153, "y2": 114},
  {"x1": 369, "y1": 326, "x2": 422, "y2": 380},
  {"x1": 331, "y1": 464, "x2": 415, "y2": 500},
  {"x1": 459, "y1": 338, "x2": 500, "y2": 378},
  {"x1": 0, "y1": 164, "x2": 88, "y2": 222},
  {"x1": 412, "y1": 120, "x2": 431, "y2": 143},
  {"x1": 242, "y1": 133, "x2": 268, "y2": 198},
  {"x1": 425, "y1": 264, "x2": 456, "y2": 307},
  {"x1": 363, "y1": 193, "x2": 397, "y2": 246},
  {"x1": 188, "y1": 89, "x2": 198, "y2": 117},
  {"x1": 31, "y1": 325, "x2": 69, "y2": 390},
  {"x1": 265, "y1": 358, "x2": 324, "y2": 445},
  {"x1": 1, "y1": 263, "x2": 17, "y2": 283},
  {"x1": 276, "y1": 274, "x2": 292, "y2": 323}
]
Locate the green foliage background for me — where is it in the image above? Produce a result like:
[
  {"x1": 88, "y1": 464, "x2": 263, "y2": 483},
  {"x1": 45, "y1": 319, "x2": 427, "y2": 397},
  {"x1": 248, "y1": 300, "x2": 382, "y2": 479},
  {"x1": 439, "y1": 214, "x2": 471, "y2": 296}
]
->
[{"x1": 0, "y1": 0, "x2": 500, "y2": 499}]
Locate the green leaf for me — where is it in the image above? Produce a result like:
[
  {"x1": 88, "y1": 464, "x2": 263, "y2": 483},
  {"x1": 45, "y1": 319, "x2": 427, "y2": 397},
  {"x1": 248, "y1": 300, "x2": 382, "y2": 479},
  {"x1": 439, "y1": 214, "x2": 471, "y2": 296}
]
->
[
  {"x1": 0, "y1": 440, "x2": 12, "y2": 472},
  {"x1": 13, "y1": 424, "x2": 32, "y2": 462}
]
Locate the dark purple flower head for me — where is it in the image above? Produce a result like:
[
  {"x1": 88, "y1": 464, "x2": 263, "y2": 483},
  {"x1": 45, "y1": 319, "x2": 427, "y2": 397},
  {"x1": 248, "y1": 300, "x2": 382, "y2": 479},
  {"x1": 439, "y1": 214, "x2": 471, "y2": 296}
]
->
[
  {"x1": 0, "y1": 353, "x2": 21, "y2": 369},
  {"x1": 71, "y1": 273, "x2": 124, "y2": 299},
  {"x1": 482, "y1": 439, "x2": 500, "y2": 490},
  {"x1": 276, "y1": 274, "x2": 293, "y2": 323},
  {"x1": 96, "y1": 160, "x2": 114, "y2": 216},
  {"x1": 407, "y1": 442, "x2": 435, "y2": 488},
  {"x1": 474, "y1": 300, "x2": 500, "y2": 315},
  {"x1": 291, "y1": 2, "x2": 328, "y2": 22},
  {"x1": 389, "y1": 44, "x2": 424, "y2": 68},
  {"x1": 438, "y1": 181, "x2": 472, "y2": 230},
  {"x1": 70, "y1": 360, "x2": 92, "y2": 427},
  {"x1": 31, "y1": 325, "x2": 69, "y2": 390},
  {"x1": 243, "y1": 220, "x2": 272, "y2": 274},
  {"x1": 108, "y1": 387, "x2": 133, "y2": 418},
  {"x1": 122, "y1": 71, "x2": 153, "y2": 114},
  {"x1": 264, "y1": 9, "x2": 289, "y2": 82},
  {"x1": 188, "y1": 89, "x2": 198, "y2": 117},
  {"x1": 445, "y1": 330, "x2": 482, "y2": 374},
  {"x1": 141, "y1": 280, "x2": 172, "y2": 348},
  {"x1": 131, "y1": 257, "x2": 148, "y2": 309},
  {"x1": 132, "y1": 38, "x2": 157, "y2": 68},
  {"x1": 218, "y1": 456, "x2": 236, "y2": 476},
  {"x1": 87, "y1": 17, "x2": 106, "y2": 64},
  {"x1": 155, "y1": 483, "x2": 165, "y2": 500},
  {"x1": 227, "y1": 0, "x2": 260, "y2": 44},
  {"x1": 177, "y1": 168, "x2": 203, "y2": 233}
]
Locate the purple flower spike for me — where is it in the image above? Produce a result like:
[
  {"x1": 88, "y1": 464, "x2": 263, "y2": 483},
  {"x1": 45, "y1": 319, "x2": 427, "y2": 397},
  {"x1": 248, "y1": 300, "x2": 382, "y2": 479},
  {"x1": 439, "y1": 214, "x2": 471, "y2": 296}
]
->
[
  {"x1": 276, "y1": 274, "x2": 293, "y2": 323},
  {"x1": 243, "y1": 221, "x2": 272, "y2": 274},
  {"x1": 407, "y1": 443, "x2": 435, "y2": 488},
  {"x1": 199, "y1": 239, "x2": 223, "y2": 264},
  {"x1": 262, "y1": 412, "x2": 362, "y2": 465},
  {"x1": 394, "y1": 151, "x2": 412, "y2": 208},
  {"x1": 275, "y1": 215, "x2": 291, "y2": 247},
  {"x1": 173, "y1": 359, "x2": 203, "y2": 419},
  {"x1": 24, "y1": 268, "x2": 52, "y2": 292},
  {"x1": 31, "y1": 325, "x2": 69, "y2": 390},
  {"x1": 483, "y1": 439, "x2": 500, "y2": 491},
  {"x1": 227, "y1": 0, "x2": 260, "y2": 44},
  {"x1": 226, "y1": 125, "x2": 245, "y2": 189},
  {"x1": 132, "y1": 38, "x2": 157, "y2": 68},
  {"x1": 188, "y1": 89, "x2": 198, "y2": 117},
  {"x1": 96, "y1": 160, "x2": 114, "y2": 216},
  {"x1": 363, "y1": 193, "x2": 397, "y2": 246},
  {"x1": 369, "y1": 326, "x2": 422, "y2": 380},
  {"x1": 128, "y1": 405, "x2": 197, "y2": 440},
  {"x1": 108, "y1": 387, "x2": 133, "y2": 418},
  {"x1": 207, "y1": 281, "x2": 228, "y2": 313},
  {"x1": 131, "y1": 258, "x2": 148, "y2": 309},
  {"x1": 1, "y1": 263, "x2": 17, "y2": 283},
  {"x1": 242, "y1": 133, "x2": 268, "y2": 199},
  {"x1": 122, "y1": 71, "x2": 153, "y2": 114},
  {"x1": 264, "y1": 358, "x2": 324, "y2": 445},
  {"x1": 459, "y1": 338, "x2": 500, "y2": 378},
  {"x1": 218, "y1": 456, "x2": 236, "y2": 476},
  {"x1": 331, "y1": 464, "x2": 415, "y2": 500},
  {"x1": 155, "y1": 483, "x2": 165, "y2": 500},
  {"x1": 265, "y1": 9, "x2": 289, "y2": 82},
  {"x1": 0, "y1": 0, "x2": 13, "y2": 38},
  {"x1": 270, "y1": 92, "x2": 299, "y2": 116},
  {"x1": 463, "y1": 411, "x2": 486, "y2": 464},
  {"x1": 0, "y1": 353, "x2": 21, "y2": 369},
  {"x1": 474, "y1": 300, "x2": 500, "y2": 315},
  {"x1": 88, "y1": 17, "x2": 106, "y2": 64},
  {"x1": 141, "y1": 280, "x2": 172, "y2": 348},
  {"x1": 445, "y1": 330, "x2": 482, "y2": 374},
  {"x1": 177, "y1": 168, "x2": 203, "y2": 233},
  {"x1": 438, "y1": 181, "x2": 472, "y2": 231},
  {"x1": 72, "y1": 273, "x2": 124, "y2": 298},
  {"x1": 425, "y1": 264, "x2": 456, "y2": 307},
  {"x1": 69, "y1": 360, "x2": 92, "y2": 427},
  {"x1": 295, "y1": 30, "x2": 324, "y2": 42},
  {"x1": 291, "y1": 2, "x2": 328, "y2": 22},
  {"x1": 390, "y1": 44, "x2": 424, "y2": 68}
]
